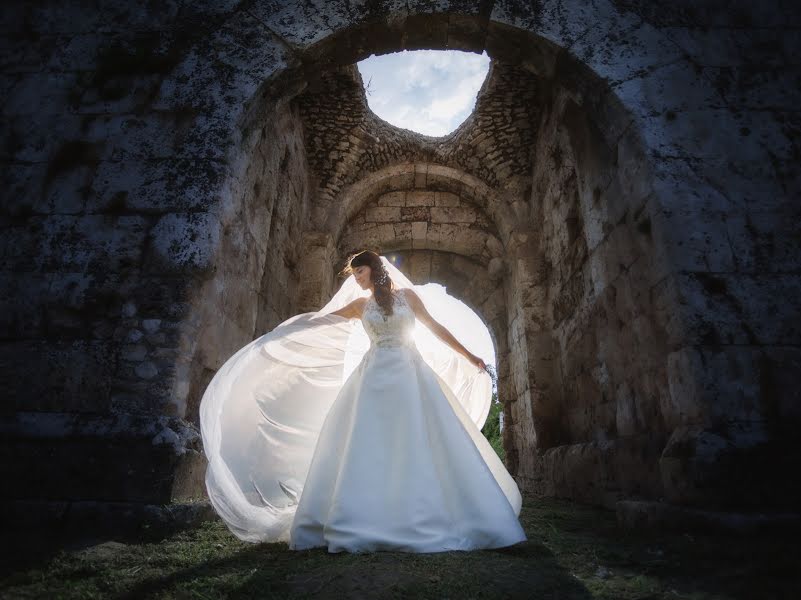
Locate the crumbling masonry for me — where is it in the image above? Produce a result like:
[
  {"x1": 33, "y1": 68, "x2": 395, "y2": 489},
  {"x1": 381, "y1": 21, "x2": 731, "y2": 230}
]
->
[{"x1": 2, "y1": 0, "x2": 800, "y2": 530}]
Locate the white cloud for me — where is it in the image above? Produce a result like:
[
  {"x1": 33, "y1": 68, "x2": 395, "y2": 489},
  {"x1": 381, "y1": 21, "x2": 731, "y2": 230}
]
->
[{"x1": 357, "y1": 50, "x2": 490, "y2": 137}]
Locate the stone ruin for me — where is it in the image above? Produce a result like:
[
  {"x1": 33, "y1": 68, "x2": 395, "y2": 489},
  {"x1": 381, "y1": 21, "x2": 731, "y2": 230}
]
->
[{"x1": 2, "y1": 0, "x2": 800, "y2": 532}]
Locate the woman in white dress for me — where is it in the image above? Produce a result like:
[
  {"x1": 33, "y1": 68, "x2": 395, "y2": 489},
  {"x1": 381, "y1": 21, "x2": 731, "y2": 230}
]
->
[{"x1": 200, "y1": 250, "x2": 527, "y2": 553}]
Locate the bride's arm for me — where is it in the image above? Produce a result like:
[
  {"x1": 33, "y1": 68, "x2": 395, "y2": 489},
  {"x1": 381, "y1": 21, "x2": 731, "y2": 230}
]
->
[
  {"x1": 328, "y1": 297, "x2": 367, "y2": 320},
  {"x1": 402, "y1": 289, "x2": 487, "y2": 371}
]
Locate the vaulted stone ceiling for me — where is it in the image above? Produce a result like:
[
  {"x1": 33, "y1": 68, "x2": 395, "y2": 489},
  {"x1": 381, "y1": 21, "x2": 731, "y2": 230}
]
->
[{"x1": 296, "y1": 60, "x2": 540, "y2": 209}]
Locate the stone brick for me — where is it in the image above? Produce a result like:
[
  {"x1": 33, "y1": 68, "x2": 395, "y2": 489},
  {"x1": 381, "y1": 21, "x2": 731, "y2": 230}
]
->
[
  {"x1": 377, "y1": 191, "x2": 406, "y2": 206},
  {"x1": 365, "y1": 206, "x2": 401, "y2": 222},
  {"x1": 3, "y1": 340, "x2": 117, "y2": 413},
  {"x1": 400, "y1": 206, "x2": 430, "y2": 221},
  {"x1": 430, "y1": 207, "x2": 477, "y2": 223},
  {"x1": 435, "y1": 192, "x2": 460, "y2": 207},
  {"x1": 406, "y1": 191, "x2": 436, "y2": 207},
  {"x1": 31, "y1": 215, "x2": 149, "y2": 273},
  {"x1": 146, "y1": 212, "x2": 221, "y2": 274}
]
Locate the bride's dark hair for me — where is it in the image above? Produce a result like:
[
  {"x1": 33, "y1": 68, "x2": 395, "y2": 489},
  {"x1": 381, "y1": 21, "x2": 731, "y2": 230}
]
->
[{"x1": 341, "y1": 250, "x2": 395, "y2": 315}]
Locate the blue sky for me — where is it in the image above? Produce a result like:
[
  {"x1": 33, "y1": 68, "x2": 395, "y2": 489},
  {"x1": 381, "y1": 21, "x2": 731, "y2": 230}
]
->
[
  {"x1": 356, "y1": 50, "x2": 491, "y2": 137},
  {"x1": 355, "y1": 52, "x2": 498, "y2": 374}
]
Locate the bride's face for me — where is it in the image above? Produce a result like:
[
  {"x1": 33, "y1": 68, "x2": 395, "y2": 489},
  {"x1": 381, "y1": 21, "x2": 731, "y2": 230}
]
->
[{"x1": 352, "y1": 265, "x2": 372, "y2": 289}]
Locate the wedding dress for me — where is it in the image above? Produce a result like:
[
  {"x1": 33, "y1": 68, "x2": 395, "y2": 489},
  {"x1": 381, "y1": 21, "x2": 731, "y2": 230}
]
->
[{"x1": 199, "y1": 257, "x2": 527, "y2": 553}]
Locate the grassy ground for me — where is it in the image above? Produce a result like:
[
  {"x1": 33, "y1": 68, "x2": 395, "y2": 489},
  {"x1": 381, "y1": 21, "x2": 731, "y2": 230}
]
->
[{"x1": 2, "y1": 495, "x2": 799, "y2": 599}]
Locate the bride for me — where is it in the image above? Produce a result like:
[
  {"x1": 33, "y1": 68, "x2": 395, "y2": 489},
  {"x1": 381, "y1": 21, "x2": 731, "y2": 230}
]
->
[{"x1": 200, "y1": 250, "x2": 527, "y2": 553}]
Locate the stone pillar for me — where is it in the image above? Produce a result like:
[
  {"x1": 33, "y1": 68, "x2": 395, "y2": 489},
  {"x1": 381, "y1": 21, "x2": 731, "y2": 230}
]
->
[{"x1": 296, "y1": 232, "x2": 336, "y2": 313}]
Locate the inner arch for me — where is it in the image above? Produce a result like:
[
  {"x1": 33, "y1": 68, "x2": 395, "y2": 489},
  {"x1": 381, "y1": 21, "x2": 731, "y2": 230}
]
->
[{"x1": 173, "y1": 10, "x2": 668, "y2": 510}]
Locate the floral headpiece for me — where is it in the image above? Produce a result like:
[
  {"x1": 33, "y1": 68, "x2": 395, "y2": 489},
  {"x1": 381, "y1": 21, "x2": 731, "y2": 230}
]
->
[{"x1": 375, "y1": 266, "x2": 390, "y2": 286}]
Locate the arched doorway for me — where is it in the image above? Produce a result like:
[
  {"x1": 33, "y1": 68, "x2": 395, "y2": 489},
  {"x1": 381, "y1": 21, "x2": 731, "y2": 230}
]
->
[{"x1": 172, "y1": 12, "x2": 675, "y2": 510}]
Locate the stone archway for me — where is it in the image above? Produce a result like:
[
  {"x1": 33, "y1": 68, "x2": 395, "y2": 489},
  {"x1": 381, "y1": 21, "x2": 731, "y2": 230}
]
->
[
  {"x1": 107, "y1": 8, "x2": 707, "y2": 506},
  {"x1": 272, "y1": 45, "x2": 667, "y2": 504},
  {"x1": 324, "y1": 170, "x2": 515, "y2": 446},
  {"x1": 7, "y1": 1, "x2": 798, "y2": 524}
]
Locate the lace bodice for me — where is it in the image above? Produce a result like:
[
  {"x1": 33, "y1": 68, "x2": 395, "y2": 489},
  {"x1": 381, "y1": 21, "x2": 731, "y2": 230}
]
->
[{"x1": 361, "y1": 289, "x2": 416, "y2": 349}]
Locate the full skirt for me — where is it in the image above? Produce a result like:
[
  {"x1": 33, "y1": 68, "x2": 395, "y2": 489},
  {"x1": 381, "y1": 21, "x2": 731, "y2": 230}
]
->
[{"x1": 288, "y1": 343, "x2": 527, "y2": 553}]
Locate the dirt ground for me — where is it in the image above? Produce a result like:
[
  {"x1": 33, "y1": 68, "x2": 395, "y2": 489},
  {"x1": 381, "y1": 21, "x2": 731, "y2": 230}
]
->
[{"x1": 2, "y1": 495, "x2": 800, "y2": 599}]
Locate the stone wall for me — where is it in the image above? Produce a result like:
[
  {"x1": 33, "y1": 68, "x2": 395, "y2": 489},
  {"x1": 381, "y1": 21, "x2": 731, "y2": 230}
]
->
[
  {"x1": 608, "y1": 0, "x2": 801, "y2": 510},
  {"x1": 1, "y1": 2, "x2": 234, "y2": 507},
  {"x1": 180, "y1": 98, "x2": 313, "y2": 426},
  {"x1": 503, "y1": 79, "x2": 671, "y2": 506},
  {"x1": 303, "y1": 49, "x2": 697, "y2": 509},
  {"x1": 340, "y1": 189, "x2": 501, "y2": 261},
  {"x1": 1, "y1": 1, "x2": 314, "y2": 508},
  {"x1": 2, "y1": 0, "x2": 800, "y2": 528}
]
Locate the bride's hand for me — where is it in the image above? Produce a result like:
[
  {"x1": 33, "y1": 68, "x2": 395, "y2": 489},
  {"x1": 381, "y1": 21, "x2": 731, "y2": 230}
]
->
[{"x1": 468, "y1": 354, "x2": 487, "y2": 371}]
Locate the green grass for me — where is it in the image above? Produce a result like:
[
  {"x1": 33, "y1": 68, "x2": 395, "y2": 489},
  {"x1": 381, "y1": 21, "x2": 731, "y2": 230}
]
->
[
  {"x1": 481, "y1": 395, "x2": 505, "y2": 462},
  {"x1": 2, "y1": 496, "x2": 799, "y2": 599}
]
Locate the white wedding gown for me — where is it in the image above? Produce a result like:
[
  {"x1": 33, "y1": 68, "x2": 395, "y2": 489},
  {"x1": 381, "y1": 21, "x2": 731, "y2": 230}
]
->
[
  {"x1": 199, "y1": 258, "x2": 526, "y2": 553},
  {"x1": 288, "y1": 289, "x2": 527, "y2": 552}
]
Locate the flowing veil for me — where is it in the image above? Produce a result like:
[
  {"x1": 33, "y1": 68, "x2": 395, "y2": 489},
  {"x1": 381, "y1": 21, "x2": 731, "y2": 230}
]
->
[{"x1": 199, "y1": 256, "x2": 495, "y2": 543}]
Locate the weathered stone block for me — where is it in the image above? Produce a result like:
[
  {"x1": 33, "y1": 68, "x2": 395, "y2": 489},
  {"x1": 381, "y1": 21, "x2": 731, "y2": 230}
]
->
[
  {"x1": 658, "y1": 422, "x2": 801, "y2": 510},
  {"x1": 446, "y1": 13, "x2": 488, "y2": 53},
  {"x1": 392, "y1": 222, "x2": 413, "y2": 249},
  {"x1": 406, "y1": 190, "x2": 436, "y2": 207},
  {"x1": 430, "y1": 206, "x2": 477, "y2": 223},
  {"x1": 572, "y1": 14, "x2": 684, "y2": 86},
  {"x1": 674, "y1": 272, "x2": 801, "y2": 347},
  {"x1": 89, "y1": 159, "x2": 229, "y2": 214},
  {"x1": 0, "y1": 435, "x2": 201, "y2": 504},
  {"x1": 724, "y1": 209, "x2": 801, "y2": 274},
  {"x1": 2, "y1": 112, "x2": 85, "y2": 162},
  {"x1": 0, "y1": 272, "x2": 49, "y2": 338},
  {"x1": 491, "y1": 0, "x2": 615, "y2": 50},
  {"x1": 377, "y1": 191, "x2": 406, "y2": 206},
  {"x1": 32, "y1": 215, "x2": 149, "y2": 272},
  {"x1": 3, "y1": 71, "x2": 82, "y2": 117},
  {"x1": 4, "y1": 340, "x2": 117, "y2": 413},
  {"x1": 641, "y1": 108, "x2": 780, "y2": 163},
  {"x1": 613, "y1": 59, "x2": 722, "y2": 119},
  {"x1": 664, "y1": 26, "x2": 790, "y2": 67},
  {"x1": 365, "y1": 206, "x2": 401, "y2": 222},
  {"x1": 410, "y1": 221, "x2": 427, "y2": 248},
  {"x1": 615, "y1": 382, "x2": 645, "y2": 438},
  {"x1": 435, "y1": 191, "x2": 460, "y2": 207},
  {"x1": 249, "y1": 0, "x2": 406, "y2": 51},
  {"x1": 146, "y1": 212, "x2": 221, "y2": 274},
  {"x1": 534, "y1": 435, "x2": 665, "y2": 508},
  {"x1": 208, "y1": 11, "x2": 293, "y2": 84}
]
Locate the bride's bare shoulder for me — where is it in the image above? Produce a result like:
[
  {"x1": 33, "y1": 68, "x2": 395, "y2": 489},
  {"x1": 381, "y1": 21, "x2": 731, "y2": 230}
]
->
[
  {"x1": 352, "y1": 297, "x2": 368, "y2": 318},
  {"x1": 351, "y1": 296, "x2": 368, "y2": 311}
]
